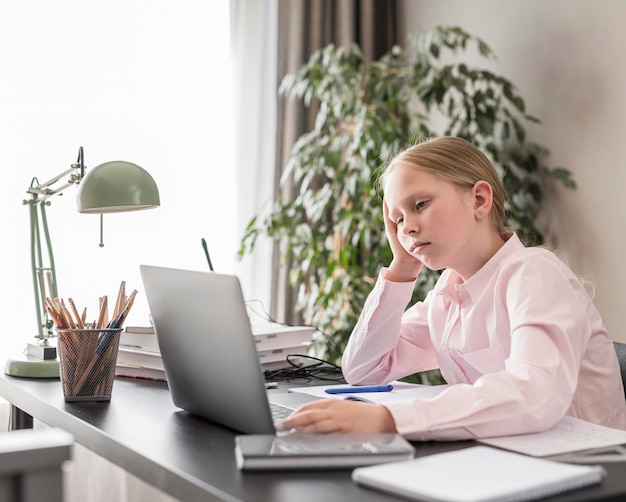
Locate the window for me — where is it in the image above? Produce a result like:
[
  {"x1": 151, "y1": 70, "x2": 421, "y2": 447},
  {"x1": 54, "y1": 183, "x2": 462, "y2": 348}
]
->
[{"x1": 0, "y1": 1, "x2": 235, "y2": 352}]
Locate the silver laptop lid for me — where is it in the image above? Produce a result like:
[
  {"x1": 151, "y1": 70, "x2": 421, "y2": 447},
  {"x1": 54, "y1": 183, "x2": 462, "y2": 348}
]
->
[{"x1": 139, "y1": 264, "x2": 276, "y2": 434}]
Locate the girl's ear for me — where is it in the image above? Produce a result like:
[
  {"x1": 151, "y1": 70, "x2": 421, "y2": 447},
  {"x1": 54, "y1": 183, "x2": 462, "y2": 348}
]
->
[{"x1": 472, "y1": 180, "x2": 493, "y2": 219}]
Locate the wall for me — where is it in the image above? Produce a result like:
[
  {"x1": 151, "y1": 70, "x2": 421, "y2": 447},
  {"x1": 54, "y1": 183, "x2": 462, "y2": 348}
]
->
[{"x1": 399, "y1": 0, "x2": 626, "y2": 342}]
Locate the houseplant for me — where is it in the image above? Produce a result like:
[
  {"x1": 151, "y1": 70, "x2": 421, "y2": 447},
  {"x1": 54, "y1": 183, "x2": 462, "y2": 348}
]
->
[{"x1": 238, "y1": 26, "x2": 575, "y2": 381}]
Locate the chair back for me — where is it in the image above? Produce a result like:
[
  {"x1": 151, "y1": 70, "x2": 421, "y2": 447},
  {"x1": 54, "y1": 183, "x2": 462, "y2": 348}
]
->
[{"x1": 613, "y1": 341, "x2": 626, "y2": 400}]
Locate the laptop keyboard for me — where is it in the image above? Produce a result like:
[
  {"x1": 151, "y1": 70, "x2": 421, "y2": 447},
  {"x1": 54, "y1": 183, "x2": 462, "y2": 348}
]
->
[{"x1": 270, "y1": 402, "x2": 293, "y2": 422}]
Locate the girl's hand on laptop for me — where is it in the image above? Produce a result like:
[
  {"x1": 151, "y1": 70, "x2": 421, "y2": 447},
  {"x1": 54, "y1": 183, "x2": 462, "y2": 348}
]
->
[{"x1": 275, "y1": 399, "x2": 397, "y2": 434}]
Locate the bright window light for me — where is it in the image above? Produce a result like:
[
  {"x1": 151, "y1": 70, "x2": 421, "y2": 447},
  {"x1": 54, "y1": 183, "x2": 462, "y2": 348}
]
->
[{"x1": 0, "y1": 1, "x2": 235, "y2": 354}]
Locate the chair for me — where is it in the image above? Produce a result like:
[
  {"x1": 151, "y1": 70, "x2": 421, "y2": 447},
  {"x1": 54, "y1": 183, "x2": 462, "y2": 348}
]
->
[
  {"x1": 613, "y1": 341, "x2": 626, "y2": 400},
  {"x1": 0, "y1": 428, "x2": 72, "y2": 502}
]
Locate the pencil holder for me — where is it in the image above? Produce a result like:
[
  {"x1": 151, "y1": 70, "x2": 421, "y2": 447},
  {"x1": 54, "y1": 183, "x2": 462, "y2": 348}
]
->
[{"x1": 56, "y1": 328, "x2": 123, "y2": 402}]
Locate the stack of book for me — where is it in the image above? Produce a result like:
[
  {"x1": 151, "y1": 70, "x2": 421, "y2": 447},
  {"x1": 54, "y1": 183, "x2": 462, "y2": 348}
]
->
[
  {"x1": 251, "y1": 321, "x2": 316, "y2": 372},
  {"x1": 115, "y1": 326, "x2": 166, "y2": 381},
  {"x1": 115, "y1": 320, "x2": 316, "y2": 381}
]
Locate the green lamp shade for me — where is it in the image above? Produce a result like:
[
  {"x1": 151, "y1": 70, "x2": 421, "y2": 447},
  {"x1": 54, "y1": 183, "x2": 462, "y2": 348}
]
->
[{"x1": 77, "y1": 160, "x2": 160, "y2": 213}]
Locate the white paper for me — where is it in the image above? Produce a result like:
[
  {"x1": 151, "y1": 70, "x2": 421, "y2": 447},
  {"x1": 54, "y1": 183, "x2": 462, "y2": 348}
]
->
[{"x1": 478, "y1": 415, "x2": 626, "y2": 457}]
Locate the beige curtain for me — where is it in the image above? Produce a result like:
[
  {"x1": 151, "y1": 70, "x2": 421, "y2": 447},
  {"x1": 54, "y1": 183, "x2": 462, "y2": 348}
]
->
[{"x1": 272, "y1": 0, "x2": 400, "y2": 323}]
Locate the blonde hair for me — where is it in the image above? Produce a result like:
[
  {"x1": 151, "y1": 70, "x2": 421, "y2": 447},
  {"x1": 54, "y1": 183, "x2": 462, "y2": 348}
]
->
[{"x1": 380, "y1": 136, "x2": 508, "y2": 237}]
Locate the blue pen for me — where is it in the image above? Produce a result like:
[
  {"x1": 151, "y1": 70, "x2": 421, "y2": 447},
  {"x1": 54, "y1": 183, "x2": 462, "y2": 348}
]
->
[
  {"x1": 325, "y1": 384, "x2": 393, "y2": 394},
  {"x1": 96, "y1": 313, "x2": 124, "y2": 356}
]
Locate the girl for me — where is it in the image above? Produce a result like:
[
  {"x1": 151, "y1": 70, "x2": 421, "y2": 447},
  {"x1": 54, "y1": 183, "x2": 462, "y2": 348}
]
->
[{"x1": 277, "y1": 136, "x2": 626, "y2": 440}]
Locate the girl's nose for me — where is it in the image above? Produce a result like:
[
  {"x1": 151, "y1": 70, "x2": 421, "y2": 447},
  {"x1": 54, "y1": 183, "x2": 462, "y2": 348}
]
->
[{"x1": 400, "y1": 216, "x2": 418, "y2": 235}]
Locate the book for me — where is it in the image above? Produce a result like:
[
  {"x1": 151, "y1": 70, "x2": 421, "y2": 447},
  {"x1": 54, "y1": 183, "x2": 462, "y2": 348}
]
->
[
  {"x1": 119, "y1": 324, "x2": 310, "y2": 372},
  {"x1": 260, "y1": 358, "x2": 307, "y2": 372},
  {"x1": 124, "y1": 325, "x2": 155, "y2": 334},
  {"x1": 121, "y1": 321, "x2": 314, "y2": 352},
  {"x1": 116, "y1": 346, "x2": 165, "y2": 370},
  {"x1": 115, "y1": 364, "x2": 167, "y2": 381},
  {"x1": 119, "y1": 328, "x2": 160, "y2": 352},
  {"x1": 257, "y1": 343, "x2": 310, "y2": 364},
  {"x1": 351, "y1": 445, "x2": 606, "y2": 502},
  {"x1": 234, "y1": 433, "x2": 415, "y2": 471},
  {"x1": 251, "y1": 322, "x2": 316, "y2": 351}
]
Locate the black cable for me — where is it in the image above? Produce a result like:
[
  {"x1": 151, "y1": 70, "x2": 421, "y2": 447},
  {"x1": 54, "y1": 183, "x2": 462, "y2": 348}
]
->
[
  {"x1": 264, "y1": 354, "x2": 344, "y2": 383},
  {"x1": 243, "y1": 299, "x2": 345, "y2": 382},
  {"x1": 201, "y1": 238, "x2": 214, "y2": 271}
]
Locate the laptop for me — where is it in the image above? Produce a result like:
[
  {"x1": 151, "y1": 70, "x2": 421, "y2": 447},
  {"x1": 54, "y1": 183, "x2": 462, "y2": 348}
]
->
[{"x1": 139, "y1": 264, "x2": 318, "y2": 434}]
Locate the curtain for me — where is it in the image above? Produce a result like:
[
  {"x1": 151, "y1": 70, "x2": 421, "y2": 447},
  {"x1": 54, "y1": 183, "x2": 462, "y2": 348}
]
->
[
  {"x1": 272, "y1": 0, "x2": 400, "y2": 324},
  {"x1": 231, "y1": 0, "x2": 279, "y2": 310}
]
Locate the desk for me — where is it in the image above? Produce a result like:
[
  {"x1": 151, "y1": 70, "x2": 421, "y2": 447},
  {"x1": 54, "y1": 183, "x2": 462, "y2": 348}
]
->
[{"x1": 0, "y1": 373, "x2": 625, "y2": 502}]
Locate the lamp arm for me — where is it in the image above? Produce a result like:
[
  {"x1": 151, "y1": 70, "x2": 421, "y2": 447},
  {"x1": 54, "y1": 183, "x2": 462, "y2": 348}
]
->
[
  {"x1": 25, "y1": 160, "x2": 82, "y2": 341},
  {"x1": 30, "y1": 181, "x2": 77, "y2": 206},
  {"x1": 28, "y1": 165, "x2": 82, "y2": 206},
  {"x1": 29, "y1": 202, "x2": 45, "y2": 339},
  {"x1": 31, "y1": 164, "x2": 81, "y2": 192},
  {"x1": 39, "y1": 202, "x2": 59, "y2": 298},
  {"x1": 28, "y1": 195, "x2": 59, "y2": 341}
]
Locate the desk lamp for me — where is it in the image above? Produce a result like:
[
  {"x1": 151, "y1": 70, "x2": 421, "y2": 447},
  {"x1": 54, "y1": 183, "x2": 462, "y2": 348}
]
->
[{"x1": 4, "y1": 147, "x2": 160, "y2": 378}]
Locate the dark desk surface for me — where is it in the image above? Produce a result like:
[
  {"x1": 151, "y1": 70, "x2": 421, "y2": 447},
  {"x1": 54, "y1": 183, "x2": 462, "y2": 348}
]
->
[{"x1": 1, "y1": 373, "x2": 625, "y2": 502}]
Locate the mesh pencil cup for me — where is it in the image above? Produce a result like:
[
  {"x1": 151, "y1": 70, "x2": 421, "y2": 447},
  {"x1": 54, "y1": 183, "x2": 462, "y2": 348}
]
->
[{"x1": 56, "y1": 328, "x2": 123, "y2": 402}]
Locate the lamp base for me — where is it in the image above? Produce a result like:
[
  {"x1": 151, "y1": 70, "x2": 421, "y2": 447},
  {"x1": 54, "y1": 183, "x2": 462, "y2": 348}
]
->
[
  {"x1": 4, "y1": 355, "x2": 60, "y2": 378},
  {"x1": 26, "y1": 341, "x2": 57, "y2": 360}
]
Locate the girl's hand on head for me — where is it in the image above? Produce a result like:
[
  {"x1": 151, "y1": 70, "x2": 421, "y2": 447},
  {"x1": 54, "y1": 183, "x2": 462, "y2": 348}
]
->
[
  {"x1": 383, "y1": 199, "x2": 423, "y2": 282},
  {"x1": 275, "y1": 399, "x2": 397, "y2": 435}
]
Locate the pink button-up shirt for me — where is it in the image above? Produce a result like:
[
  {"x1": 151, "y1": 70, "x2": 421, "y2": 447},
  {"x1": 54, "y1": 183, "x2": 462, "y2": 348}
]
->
[{"x1": 342, "y1": 233, "x2": 626, "y2": 440}]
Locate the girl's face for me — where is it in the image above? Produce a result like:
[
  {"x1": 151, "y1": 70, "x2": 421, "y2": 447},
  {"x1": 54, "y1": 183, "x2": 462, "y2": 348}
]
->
[{"x1": 384, "y1": 165, "x2": 482, "y2": 276}]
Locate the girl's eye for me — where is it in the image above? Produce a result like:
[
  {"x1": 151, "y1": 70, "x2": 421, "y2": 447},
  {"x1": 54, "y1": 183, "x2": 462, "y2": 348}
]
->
[
  {"x1": 416, "y1": 200, "x2": 429, "y2": 211},
  {"x1": 396, "y1": 217, "x2": 404, "y2": 225}
]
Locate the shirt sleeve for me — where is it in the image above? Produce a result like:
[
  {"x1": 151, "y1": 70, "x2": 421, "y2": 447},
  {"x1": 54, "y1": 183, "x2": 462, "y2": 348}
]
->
[{"x1": 341, "y1": 268, "x2": 440, "y2": 384}]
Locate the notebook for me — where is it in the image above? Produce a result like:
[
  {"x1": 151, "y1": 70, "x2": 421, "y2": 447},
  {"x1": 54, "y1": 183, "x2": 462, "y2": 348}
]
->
[
  {"x1": 139, "y1": 265, "x2": 318, "y2": 434},
  {"x1": 352, "y1": 445, "x2": 606, "y2": 502}
]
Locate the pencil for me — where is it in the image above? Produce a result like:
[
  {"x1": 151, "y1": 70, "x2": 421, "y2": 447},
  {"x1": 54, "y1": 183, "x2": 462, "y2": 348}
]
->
[
  {"x1": 44, "y1": 297, "x2": 64, "y2": 328},
  {"x1": 111, "y1": 289, "x2": 138, "y2": 329},
  {"x1": 67, "y1": 298, "x2": 85, "y2": 329},
  {"x1": 59, "y1": 299, "x2": 75, "y2": 329},
  {"x1": 96, "y1": 296, "x2": 108, "y2": 329},
  {"x1": 46, "y1": 284, "x2": 137, "y2": 399},
  {"x1": 113, "y1": 281, "x2": 126, "y2": 320},
  {"x1": 95, "y1": 289, "x2": 138, "y2": 359}
]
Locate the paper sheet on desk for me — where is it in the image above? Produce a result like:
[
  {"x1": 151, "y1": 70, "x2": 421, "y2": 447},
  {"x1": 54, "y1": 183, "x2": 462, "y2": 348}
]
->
[
  {"x1": 478, "y1": 416, "x2": 626, "y2": 457},
  {"x1": 288, "y1": 382, "x2": 449, "y2": 404}
]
